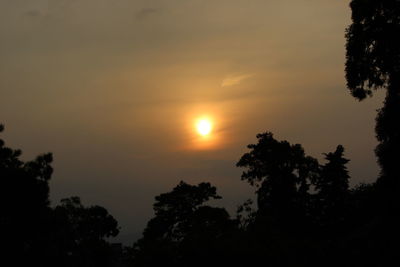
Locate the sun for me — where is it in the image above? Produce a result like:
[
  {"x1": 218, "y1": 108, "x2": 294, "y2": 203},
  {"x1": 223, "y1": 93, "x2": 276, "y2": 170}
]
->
[{"x1": 196, "y1": 118, "x2": 212, "y2": 136}]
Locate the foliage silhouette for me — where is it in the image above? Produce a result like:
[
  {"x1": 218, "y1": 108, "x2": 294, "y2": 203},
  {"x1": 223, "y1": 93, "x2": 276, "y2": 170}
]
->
[
  {"x1": 56, "y1": 197, "x2": 119, "y2": 241},
  {"x1": 0, "y1": 124, "x2": 54, "y2": 265},
  {"x1": 236, "y1": 132, "x2": 319, "y2": 226},
  {"x1": 0, "y1": 125, "x2": 125, "y2": 267},
  {"x1": 345, "y1": 1, "x2": 400, "y2": 264},
  {"x1": 315, "y1": 145, "x2": 350, "y2": 228},
  {"x1": 131, "y1": 128, "x2": 384, "y2": 266},
  {"x1": 346, "y1": 0, "x2": 400, "y2": 198},
  {"x1": 235, "y1": 133, "x2": 356, "y2": 266},
  {"x1": 132, "y1": 181, "x2": 238, "y2": 267},
  {"x1": 53, "y1": 197, "x2": 120, "y2": 267},
  {"x1": 236, "y1": 199, "x2": 256, "y2": 229}
]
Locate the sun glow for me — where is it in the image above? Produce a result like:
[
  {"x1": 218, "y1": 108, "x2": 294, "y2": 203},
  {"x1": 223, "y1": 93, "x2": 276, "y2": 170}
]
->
[
  {"x1": 196, "y1": 118, "x2": 212, "y2": 136},
  {"x1": 185, "y1": 109, "x2": 225, "y2": 151}
]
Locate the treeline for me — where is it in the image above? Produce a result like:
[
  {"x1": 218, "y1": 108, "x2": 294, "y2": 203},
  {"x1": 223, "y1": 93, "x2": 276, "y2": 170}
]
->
[
  {"x1": 0, "y1": 124, "x2": 397, "y2": 266},
  {"x1": 130, "y1": 133, "x2": 392, "y2": 267},
  {"x1": 0, "y1": 124, "x2": 124, "y2": 267}
]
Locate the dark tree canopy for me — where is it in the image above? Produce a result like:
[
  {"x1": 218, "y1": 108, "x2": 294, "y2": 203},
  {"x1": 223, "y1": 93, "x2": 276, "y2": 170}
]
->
[
  {"x1": 346, "y1": 0, "x2": 400, "y2": 200},
  {"x1": 133, "y1": 181, "x2": 236, "y2": 267},
  {"x1": 346, "y1": 0, "x2": 400, "y2": 100},
  {"x1": 145, "y1": 181, "x2": 223, "y2": 243},
  {"x1": 236, "y1": 132, "x2": 319, "y2": 218},
  {"x1": 0, "y1": 125, "x2": 122, "y2": 267},
  {"x1": 315, "y1": 145, "x2": 350, "y2": 227},
  {"x1": 153, "y1": 181, "x2": 221, "y2": 217},
  {"x1": 0, "y1": 124, "x2": 54, "y2": 265},
  {"x1": 345, "y1": 2, "x2": 400, "y2": 264},
  {"x1": 317, "y1": 145, "x2": 350, "y2": 197},
  {"x1": 53, "y1": 197, "x2": 120, "y2": 267},
  {"x1": 55, "y1": 197, "x2": 120, "y2": 242},
  {"x1": 0, "y1": 125, "x2": 53, "y2": 210}
]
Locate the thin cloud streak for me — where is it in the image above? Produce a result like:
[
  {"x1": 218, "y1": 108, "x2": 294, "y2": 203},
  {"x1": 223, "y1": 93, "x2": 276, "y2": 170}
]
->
[
  {"x1": 135, "y1": 8, "x2": 161, "y2": 20},
  {"x1": 221, "y1": 74, "x2": 254, "y2": 87},
  {"x1": 24, "y1": 10, "x2": 42, "y2": 17}
]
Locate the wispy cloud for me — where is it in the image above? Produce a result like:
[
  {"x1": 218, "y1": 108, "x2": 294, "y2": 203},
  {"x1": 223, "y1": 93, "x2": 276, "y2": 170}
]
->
[
  {"x1": 221, "y1": 74, "x2": 254, "y2": 87},
  {"x1": 24, "y1": 10, "x2": 43, "y2": 17},
  {"x1": 135, "y1": 8, "x2": 161, "y2": 20}
]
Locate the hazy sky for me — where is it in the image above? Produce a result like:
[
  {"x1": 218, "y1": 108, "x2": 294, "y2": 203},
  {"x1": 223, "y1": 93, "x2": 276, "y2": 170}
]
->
[{"x1": 0, "y1": 0, "x2": 385, "y2": 244}]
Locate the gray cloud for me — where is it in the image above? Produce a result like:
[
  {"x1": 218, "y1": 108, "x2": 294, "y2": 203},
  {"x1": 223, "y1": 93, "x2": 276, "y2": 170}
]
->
[
  {"x1": 135, "y1": 7, "x2": 161, "y2": 20},
  {"x1": 24, "y1": 10, "x2": 42, "y2": 17}
]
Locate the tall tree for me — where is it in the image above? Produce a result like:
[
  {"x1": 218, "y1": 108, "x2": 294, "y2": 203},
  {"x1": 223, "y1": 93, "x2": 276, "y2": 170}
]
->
[
  {"x1": 236, "y1": 132, "x2": 319, "y2": 224},
  {"x1": 315, "y1": 145, "x2": 350, "y2": 227},
  {"x1": 346, "y1": 2, "x2": 400, "y2": 264},
  {"x1": 53, "y1": 197, "x2": 120, "y2": 267},
  {"x1": 345, "y1": 0, "x2": 400, "y2": 199},
  {"x1": 133, "y1": 181, "x2": 236, "y2": 267},
  {"x1": 0, "y1": 124, "x2": 53, "y2": 265},
  {"x1": 0, "y1": 125, "x2": 122, "y2": 267}
]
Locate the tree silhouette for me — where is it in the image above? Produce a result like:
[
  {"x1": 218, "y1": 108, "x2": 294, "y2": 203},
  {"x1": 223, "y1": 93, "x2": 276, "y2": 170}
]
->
[
  {"x1": 53, "y1": 197, "x2": 120, "y2": 267},
  {"x1": 236, "y1": 199, "x2": 256, "y2": 230},
  {"x1": 235, "y1": 134, "x2": 368, "y2": 266},
  {"x1": 0, "y1": 124, "x2": 54, "y2": 265},
  {"x1": 346, "y1": 0, "x2": 400, "y2": 200},
  {"x1": 0, "y1": 125, "x2": 123, "y2": 266},
  {"x1": 315, "y1": 145, "x2": 350, "y2": 228},
  {"x1": 236, "y1": 132, "x2": 319, "y2": 224},
  {"x1": 345, "y1": 2, "x2": 400, "y2": 263},
  {"x1": 56, "y1": 197, "x2": 119, "y2": 242},
  {"x1": 133, "y1": 181, "x2": 237, "y2": 267}
]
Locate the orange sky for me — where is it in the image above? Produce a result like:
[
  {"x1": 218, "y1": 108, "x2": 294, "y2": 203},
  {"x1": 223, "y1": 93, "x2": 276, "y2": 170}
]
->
[{"x1": 0, "y1": 0, "x2": 385, "y2": 243}]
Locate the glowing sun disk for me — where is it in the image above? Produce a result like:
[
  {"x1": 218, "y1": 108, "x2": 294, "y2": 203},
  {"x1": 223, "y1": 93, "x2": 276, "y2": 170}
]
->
[{"x1": 196, "y1": 119, "x2": 212, "y2": 136}]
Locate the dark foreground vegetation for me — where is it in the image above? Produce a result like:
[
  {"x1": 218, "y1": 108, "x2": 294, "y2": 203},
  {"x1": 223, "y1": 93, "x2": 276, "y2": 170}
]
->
[{"x1": 1, "y1": 0, "x2": 399, "y2": 266}]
